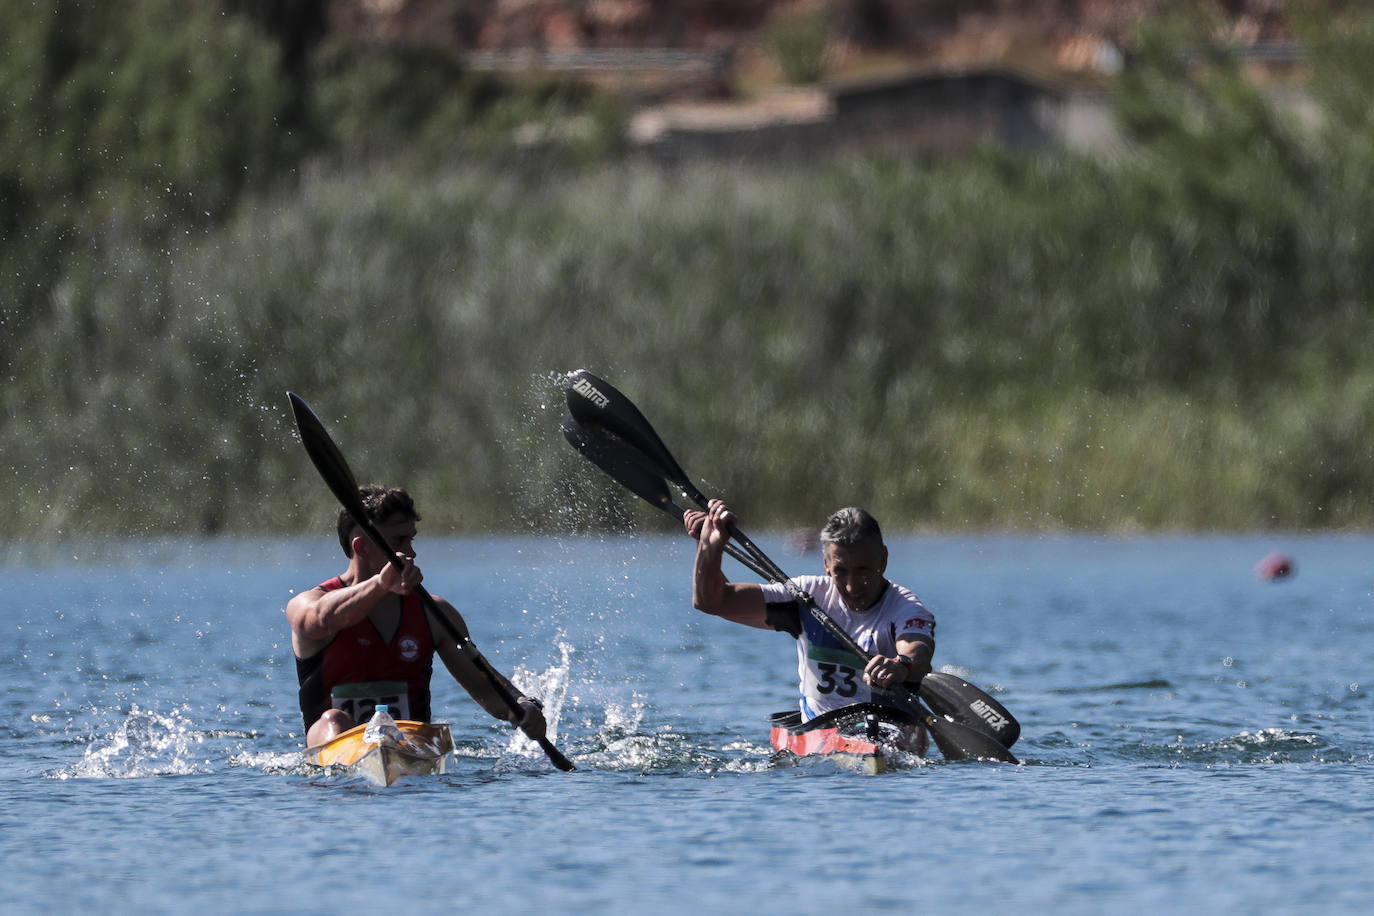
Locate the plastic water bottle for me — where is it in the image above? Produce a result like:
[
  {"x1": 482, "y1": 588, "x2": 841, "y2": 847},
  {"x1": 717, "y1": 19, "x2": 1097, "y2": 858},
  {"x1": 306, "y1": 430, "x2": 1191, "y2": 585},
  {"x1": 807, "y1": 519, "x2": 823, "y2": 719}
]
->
[{"x1": 363, "y1": 704, "x2": 404, "y2": 746}]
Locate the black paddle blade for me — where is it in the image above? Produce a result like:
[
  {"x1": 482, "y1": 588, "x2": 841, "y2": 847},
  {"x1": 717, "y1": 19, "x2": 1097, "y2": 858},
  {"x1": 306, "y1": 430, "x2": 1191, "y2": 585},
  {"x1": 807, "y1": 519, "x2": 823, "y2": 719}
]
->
[
  {"x1": 565, "y1": 413, "x2": 776, "y2": 580},
  {"x1": 562, "y1": 370, "x2": 702, "y2": 503},
  {"x1": 561, "y1": 413, "x2": 679, "y2": 514},
  {"x1": 919, "y1": 672, "x2": 1021, "y2": 748},
  {"x1": 288, "y1": 392, "x2": 367, "y2": 519},
  {"x1": 919, "y1": 705, "x2": 1019, "y2": 764}
]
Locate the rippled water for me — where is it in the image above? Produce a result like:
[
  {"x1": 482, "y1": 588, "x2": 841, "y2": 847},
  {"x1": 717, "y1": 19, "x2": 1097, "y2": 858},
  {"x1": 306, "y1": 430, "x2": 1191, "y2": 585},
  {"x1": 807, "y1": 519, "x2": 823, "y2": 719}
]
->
[{"x1": 4, "y1": 533, "x2": 1372, "y2": 912}]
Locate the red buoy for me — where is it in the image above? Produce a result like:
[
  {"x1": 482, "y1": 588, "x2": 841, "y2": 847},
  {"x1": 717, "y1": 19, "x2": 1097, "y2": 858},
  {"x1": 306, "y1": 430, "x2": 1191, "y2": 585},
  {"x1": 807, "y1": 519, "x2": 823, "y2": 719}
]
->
[{"x1": 1254, "y1": 551, "x2": 1294, "y2": 581}]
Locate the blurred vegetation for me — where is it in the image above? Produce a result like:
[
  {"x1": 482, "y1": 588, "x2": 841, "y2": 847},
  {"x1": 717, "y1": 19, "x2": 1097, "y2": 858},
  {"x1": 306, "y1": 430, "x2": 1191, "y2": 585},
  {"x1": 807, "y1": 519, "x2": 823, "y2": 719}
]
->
[
  {"x1": 763, "y1": 2, "x2": 834, "y2": 85},
  {"x1": 4, "y1": 2, "x2": 1374, "y2": 539}
]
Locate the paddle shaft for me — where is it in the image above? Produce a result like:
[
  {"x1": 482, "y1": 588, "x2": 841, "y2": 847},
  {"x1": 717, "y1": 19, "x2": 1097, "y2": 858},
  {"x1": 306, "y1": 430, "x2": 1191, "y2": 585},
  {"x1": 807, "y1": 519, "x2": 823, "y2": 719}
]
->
[{"x1": 289, "y1": 392, "x2": 574, "y2": 771}]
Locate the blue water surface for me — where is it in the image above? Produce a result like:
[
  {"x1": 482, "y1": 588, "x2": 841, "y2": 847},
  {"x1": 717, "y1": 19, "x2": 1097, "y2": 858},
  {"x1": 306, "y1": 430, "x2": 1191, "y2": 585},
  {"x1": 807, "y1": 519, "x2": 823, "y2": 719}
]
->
[{"x1": 3, "y1": 532, "x2": 1372, "y2": 913}]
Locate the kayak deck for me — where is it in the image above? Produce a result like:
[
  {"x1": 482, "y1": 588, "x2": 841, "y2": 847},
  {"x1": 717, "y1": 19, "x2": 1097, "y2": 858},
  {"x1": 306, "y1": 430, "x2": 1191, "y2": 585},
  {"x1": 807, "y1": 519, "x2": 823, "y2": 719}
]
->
[
  {"x1": 307, "y1": 720, "x2": 454, "y2": 786},
  {"x1": 769, "y1": 704, "x2": 926, "y2": 774}
]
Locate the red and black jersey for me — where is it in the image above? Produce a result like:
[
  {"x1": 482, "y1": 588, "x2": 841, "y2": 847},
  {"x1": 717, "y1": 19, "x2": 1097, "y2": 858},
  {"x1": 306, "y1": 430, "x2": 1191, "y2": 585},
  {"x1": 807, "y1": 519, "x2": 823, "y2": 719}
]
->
[{"x1": 295, "y1": 577, "x2": 435, "y2": 729}]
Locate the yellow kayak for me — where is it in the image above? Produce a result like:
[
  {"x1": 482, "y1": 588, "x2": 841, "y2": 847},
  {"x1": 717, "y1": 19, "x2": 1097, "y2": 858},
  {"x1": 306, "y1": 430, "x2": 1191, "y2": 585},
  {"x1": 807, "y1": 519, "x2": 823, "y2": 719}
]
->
[{"x1": 307, "y1": 720, "x2": 454, "y2": 786}]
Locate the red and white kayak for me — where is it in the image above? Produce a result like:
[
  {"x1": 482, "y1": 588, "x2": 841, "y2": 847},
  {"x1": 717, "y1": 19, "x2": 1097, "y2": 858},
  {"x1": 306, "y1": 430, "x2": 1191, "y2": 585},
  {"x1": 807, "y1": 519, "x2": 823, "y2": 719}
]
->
[
  {"x1": 307, "y1": 720, "x2": 454, "y2": 786},
  {"x1": 769, "y1": 704, "x2": 928, "y2": 774}
]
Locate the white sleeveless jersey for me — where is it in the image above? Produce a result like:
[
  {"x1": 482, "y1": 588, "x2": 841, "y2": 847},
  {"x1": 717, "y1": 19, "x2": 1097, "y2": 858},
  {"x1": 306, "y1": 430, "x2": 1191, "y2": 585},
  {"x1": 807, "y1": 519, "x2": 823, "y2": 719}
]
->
[{"x1": 759, "y1": 575, "x2": 935, "y2": 720}]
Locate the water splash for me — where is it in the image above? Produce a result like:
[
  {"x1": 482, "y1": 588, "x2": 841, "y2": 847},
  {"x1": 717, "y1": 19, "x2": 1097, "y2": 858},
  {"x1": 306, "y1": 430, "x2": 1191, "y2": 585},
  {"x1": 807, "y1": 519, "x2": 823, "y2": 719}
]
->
[
  {"x1": 228, "y1": 749, "x2": 308, "y2": 775},
  {"x1": 494, "y1": 640, "x2": 576, "y2": 771},
  {"x1": 1177, "y1": 727, "x2": 1353, "y2": 765},
  {"x1": 576, "y1": 702, "x2": 750, "y2": 772},
  {"x1": 53, "y1": 705, "x2": 214, "y2": 779},
  {"x1": 1084, "y1": 726, "x2": 1359, "y2": 768}
]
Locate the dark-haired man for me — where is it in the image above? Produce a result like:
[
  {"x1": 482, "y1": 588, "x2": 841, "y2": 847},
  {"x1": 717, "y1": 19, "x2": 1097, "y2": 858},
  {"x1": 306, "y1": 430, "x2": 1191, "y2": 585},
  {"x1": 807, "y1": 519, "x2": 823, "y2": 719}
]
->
[
  {"x1": 686, "y1": 500, "x2": 934, "y2": 731},
  {"x1": 286, "y1": 484, "x2": 546, "y2": 748}
]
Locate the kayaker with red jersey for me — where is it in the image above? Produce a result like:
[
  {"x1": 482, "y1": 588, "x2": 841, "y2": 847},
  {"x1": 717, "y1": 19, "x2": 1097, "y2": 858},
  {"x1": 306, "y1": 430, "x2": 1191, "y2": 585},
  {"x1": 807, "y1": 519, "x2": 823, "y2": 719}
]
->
[
  {"x1": 287, "y1": 484, "x2": 546, "y2": 749},
  {"x1": 686, "y1": 500, "x2": 934, "y2": 732}
]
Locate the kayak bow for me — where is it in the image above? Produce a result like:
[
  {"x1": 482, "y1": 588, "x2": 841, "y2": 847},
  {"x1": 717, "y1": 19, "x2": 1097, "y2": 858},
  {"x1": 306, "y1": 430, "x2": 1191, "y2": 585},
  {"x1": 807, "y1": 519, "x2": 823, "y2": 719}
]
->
[
  {"x1": 307, "y1": 720, "x2": 454, "y2": 786},
  {"x1": 769, "y1": 704, "x2": 927, "y2": 775}
]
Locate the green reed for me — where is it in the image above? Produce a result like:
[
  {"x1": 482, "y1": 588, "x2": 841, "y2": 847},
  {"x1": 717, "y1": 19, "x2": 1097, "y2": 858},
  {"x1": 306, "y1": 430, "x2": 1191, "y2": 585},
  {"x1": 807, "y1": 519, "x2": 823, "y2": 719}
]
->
[{"x1": 7, "y1": 6, "x2": 1374, "y2": 537}]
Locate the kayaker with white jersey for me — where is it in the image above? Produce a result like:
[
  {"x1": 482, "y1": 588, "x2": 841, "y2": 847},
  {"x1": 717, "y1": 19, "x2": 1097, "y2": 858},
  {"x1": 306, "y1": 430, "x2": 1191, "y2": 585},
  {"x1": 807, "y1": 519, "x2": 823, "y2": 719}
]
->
[
  {"x1": 286, "y1": 484, "x2": 547, "y2": 749},
  {"x1": 687, "y1": 500, "x2": 935, "y2": 736}
]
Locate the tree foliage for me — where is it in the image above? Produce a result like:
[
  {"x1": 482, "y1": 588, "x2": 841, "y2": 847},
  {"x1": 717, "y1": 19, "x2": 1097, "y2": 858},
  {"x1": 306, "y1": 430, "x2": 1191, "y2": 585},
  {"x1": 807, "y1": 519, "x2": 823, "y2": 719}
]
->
[
  {"x1": 0, "y1": 0, "x2": 288, "y2": 335},
  {"x1": 7, "y1": 3, "x2": 1374, "y2": 536}
]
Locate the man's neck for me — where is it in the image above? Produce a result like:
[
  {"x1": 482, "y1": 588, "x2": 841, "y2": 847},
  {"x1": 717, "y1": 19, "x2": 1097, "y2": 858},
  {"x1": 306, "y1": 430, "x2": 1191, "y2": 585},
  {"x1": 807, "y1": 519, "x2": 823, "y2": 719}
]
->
[
  {"x1": 340, "y1": 558, "x2": 379, "y2": 588},
  {"x1": 852, "y1": 579, "x2": 890, "y2": 613}
]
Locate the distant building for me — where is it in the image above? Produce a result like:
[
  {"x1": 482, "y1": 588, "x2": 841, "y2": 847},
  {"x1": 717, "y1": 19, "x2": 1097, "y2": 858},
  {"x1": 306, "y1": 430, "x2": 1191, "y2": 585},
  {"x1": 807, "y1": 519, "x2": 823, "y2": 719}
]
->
[{"x1": 630, "y1": 68, "x2": 1066, "y2": 163}]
